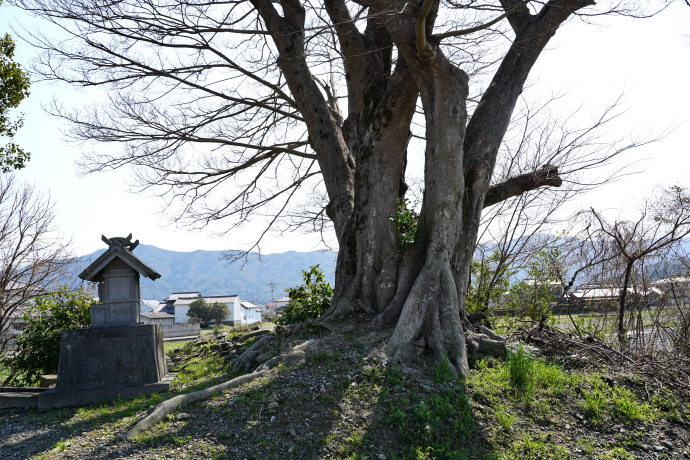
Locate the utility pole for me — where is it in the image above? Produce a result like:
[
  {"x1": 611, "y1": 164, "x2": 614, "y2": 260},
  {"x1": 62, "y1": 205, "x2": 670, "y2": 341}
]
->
[{"x1": 268, "y1": 282, "x2": 277, "y2": 306}]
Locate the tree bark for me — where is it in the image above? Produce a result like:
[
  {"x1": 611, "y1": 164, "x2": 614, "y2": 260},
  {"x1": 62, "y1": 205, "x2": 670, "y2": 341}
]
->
[{"x1": 327, "y1": 58, "x2": 419, "y2": 317}]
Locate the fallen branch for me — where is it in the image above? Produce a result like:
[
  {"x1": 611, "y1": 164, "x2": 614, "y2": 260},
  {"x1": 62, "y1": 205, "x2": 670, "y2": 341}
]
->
[{"x1": 125, "y1": 370, "x2": 268, "y2": 440}]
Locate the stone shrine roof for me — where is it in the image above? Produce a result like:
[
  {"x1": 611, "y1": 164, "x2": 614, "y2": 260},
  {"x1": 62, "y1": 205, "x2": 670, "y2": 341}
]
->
[{"x1": 78, "y1": 243, "x2": 161, "y2": 282}]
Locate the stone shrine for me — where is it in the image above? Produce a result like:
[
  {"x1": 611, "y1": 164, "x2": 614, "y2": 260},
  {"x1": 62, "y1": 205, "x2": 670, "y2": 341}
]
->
[
  {"x1": 85, "y1": 234, "x2": 156, "y2": 327},
  {"x1": 38, "y1": 235, "x2": 173, "y2": 408}
]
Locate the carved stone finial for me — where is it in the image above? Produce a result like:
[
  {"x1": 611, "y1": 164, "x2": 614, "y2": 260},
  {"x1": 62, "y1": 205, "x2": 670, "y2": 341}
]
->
[{"x1": 101, "y1": 233, "x2": 140, "y2": 251}]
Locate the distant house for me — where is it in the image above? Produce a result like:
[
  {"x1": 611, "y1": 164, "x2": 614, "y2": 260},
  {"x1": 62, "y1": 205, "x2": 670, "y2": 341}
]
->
[
  {"x1": 256, "y1": 303, "x2": 277, "y2": 321},
  {"x1": 140, "y1": 311, "x2": 175, "y2": 326},
  {"x1": 275, "y1": 296, "x2": 291, "y2": 311},
  {"x1": 205, "y1": 295, "x2": 243, "y2": 325},
  {"x1": 651, "y1": 276, "x2": 690, "y2": 304},
  {"x1": 157, "y1": 291, "x2": 262, "y2": 325},
  {"x1": 155, "y1": 292, "x2": 203, "y2": 323},
  {"x1": 563, "y1": 284, "x2": 663, "y2": 310},
  {"x1": 2, "y1": 280, "x2": 42, "y2": 340},
  {"x1": 239, "y1": 300, "x2": 262, "y2": 325},
  {"x1": 522, "y1": 279, "x2": 565, "y2": 299}
]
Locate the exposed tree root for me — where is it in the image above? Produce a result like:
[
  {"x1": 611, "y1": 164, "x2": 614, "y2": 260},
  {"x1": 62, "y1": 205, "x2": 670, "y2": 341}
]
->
[
  {"x1": 124, "y1": 370, "x2": 268, "y2": 440},
  {"x1": 232, "y1": 335, "x2": 276, "y2": 373},
  {"x1": 126, "y1": 335, "x2": 314, "y2": 440},
  {"x1": 461, "y1": 319, "x2": 507, "y2": 356},
  {"x1": 386, "y1": 263, "x2": 469, "y2": 378}
]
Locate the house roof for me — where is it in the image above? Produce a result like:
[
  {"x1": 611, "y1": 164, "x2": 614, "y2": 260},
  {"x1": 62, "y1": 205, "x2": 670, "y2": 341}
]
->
[
  {"x1": 141, "y1": 311, "x2": 175, "y2": 319},
  {"x1": 159, "y1": 293, "x2": 239, "y2": 307},
  {"x1": 79, "y1": 243, "x2": 161, "y2": 282},
  {"x1": 276, "y1": 296, "x2": 291, "y2": 302},
  {"x1": 171, "y1": 296, "x2": 209, "y2": 306},
  {"x1": 204, "y1": 295, "x2": 238, "y2": 304},
  {"x1": 165, "y1": 292, "x2": 202, "y2": 301},
  {"x1": 2, "y1": 280, "x2": 29, "y2": 292},
  {"x1": 523, "y1": 279, "x2": 563, "y2": 286},
  {"x1": 140, "y1": 299, "x2": 159, "y2": 312},
  {"x1": 241, "y1": 300, "x2": 256, "y2": 310},
  {"x1": 152, "y1": 303, "x2": 175, "y2": 314},
  {"x1": 652, "y1": 276, "x2": 690, "y2": 285},
  {"x1": 569, "y1": 286, "x2": 663, "y2": 299}
]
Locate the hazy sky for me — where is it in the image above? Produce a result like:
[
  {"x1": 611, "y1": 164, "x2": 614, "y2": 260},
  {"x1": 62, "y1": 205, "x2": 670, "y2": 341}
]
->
[{"x1": 1, "y1": 2, "x2": 689, "y2": 256}]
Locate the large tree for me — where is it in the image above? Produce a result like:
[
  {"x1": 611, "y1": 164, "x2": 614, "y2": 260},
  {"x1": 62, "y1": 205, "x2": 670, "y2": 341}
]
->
[{"x1": 12, "y1": 0, "x2": 675, "y2": 376}]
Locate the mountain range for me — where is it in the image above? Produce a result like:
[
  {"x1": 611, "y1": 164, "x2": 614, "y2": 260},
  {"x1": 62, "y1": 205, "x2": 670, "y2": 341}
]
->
[{"x1": 76, "y1": 245, "x2": 337, "y2": 303}]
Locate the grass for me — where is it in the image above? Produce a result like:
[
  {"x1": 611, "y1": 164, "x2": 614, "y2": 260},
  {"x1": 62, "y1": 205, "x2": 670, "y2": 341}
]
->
[
  {"x1": 3, "y1": 328, "x2": 688, "y2": 460},
  {"x1": 200, "y1": 322, "x2": 273, "y2": 336},
  {"x1": 434, "y1": 354, "x2": 453, "y2": 384},
  {"x1": 580, "y1": 388, "x2": 606, "y2": 424},
  {"x1": 383, "y1": 367, "x2": 479, "y2": 459},
  {"x1": 493, "y1": 404, "x2": 515, "y2": 431},
  {"x1": 163, "y1": 340, "x2": 190, "y2": 349},
  {"x1": 465, "y1": 347, "x2": 678, "y2": 458},
  {"x1": 611, "y1": 386, "x2": 654, "y2": 423},
  {"x1": 0, "y1": 365, "x2": 10, "y2": 384},
  {"x1": 508, "y1": 346, "x2": 533, "y2": 388}
]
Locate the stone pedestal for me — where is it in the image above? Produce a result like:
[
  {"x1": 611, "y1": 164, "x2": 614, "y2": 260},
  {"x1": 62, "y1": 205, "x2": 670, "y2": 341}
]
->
[{"x1": 38, "y1": 324, "x2": 171, "y2": 408}]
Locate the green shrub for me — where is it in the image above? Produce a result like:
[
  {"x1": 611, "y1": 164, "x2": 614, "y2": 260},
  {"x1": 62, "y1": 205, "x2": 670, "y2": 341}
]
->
[
  {"x1": 465, "y1": 250, "x2": 512, "y2": 317},
  {"x1": 277, "y1": 265, "x2": 333, "y2": 325},
  {"x1": 505, "y1": 246, "x2": 564, "y2": 321},
  {"x1": 2, "y1": 287, "x2": 93, "y2": 386}
]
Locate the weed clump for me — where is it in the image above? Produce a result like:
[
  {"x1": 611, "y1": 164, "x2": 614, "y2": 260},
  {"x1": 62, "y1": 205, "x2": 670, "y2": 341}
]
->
[{"x1": 508, "y1": 346, "x2": 533, "y2": 388}]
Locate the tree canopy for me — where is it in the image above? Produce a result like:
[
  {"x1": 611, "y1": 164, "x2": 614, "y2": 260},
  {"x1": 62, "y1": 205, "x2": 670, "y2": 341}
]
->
[
  {"x1": 0, "y1": 0, "x2": 31, "y2": 171},
  {"x1": 9, "y1": 0, "x2": 683, "y2": 376}
]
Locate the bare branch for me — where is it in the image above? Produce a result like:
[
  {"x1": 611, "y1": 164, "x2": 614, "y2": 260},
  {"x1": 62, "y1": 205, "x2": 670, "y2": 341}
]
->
[{"x1": 483, "y1": 163, "x2": 562, "y2": 209}]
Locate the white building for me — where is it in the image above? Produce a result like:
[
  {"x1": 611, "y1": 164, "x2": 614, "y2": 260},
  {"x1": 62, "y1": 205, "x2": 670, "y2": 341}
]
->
[
  {"x1": 157, "y1": 291, "x2": 262, "y2": 325},
  {"x1": 156, "y1": 292, "x2": 202, "y2": 323},
  {"x1": 240, "y1": 300, "x2": 262, "y2": 325}
]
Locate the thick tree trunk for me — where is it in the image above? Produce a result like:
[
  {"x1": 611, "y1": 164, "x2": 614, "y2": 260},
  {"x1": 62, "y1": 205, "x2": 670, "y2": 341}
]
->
[
  {"x1": 372, "y1": 0, "x2": 473, "y2": 372},
  {"x1": 326, "y1": 61, "x2": 418, "y2": 316},
  {"x1": 252, "y1": 0, "x2": 596, "y2": 378}
]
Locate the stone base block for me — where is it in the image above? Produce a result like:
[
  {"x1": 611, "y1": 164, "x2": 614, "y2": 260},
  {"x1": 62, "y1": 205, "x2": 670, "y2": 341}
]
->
[
  {"x1": 56, "y1": 324, "x2": 167, "y2": 390},
  {"x1": 37, "y1": 375, "x2": 174, "y2": 409}
]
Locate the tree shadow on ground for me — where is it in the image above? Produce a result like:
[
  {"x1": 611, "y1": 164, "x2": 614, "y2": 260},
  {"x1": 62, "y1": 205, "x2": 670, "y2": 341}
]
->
[{"x1": 0, "y1": 334, "x2": 495, "y2": 459}]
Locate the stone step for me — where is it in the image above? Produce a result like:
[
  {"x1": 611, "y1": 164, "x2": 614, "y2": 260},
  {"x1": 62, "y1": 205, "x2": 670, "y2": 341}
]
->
[{"x1": 0, "y1": 387, "x2": 47, "y2": 409}]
